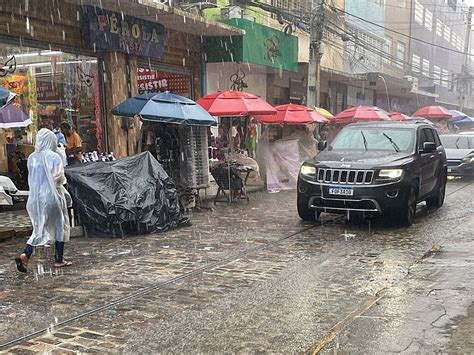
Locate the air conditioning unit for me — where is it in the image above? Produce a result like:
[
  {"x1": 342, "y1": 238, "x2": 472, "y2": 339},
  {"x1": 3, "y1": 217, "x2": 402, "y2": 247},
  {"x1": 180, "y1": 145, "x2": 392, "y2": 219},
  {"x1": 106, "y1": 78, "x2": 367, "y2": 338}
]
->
[
  {"x1": 220, "y1": 6, "x2": 255, "y2": 21},
  {"x1": 221, "y1": 6, "x2": 244, "y2": 20}
]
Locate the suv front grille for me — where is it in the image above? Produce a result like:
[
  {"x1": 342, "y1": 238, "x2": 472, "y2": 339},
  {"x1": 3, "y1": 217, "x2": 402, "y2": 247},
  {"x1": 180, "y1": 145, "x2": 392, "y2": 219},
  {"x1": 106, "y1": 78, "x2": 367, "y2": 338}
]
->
[{"x1": 317, "y1": 168, "x2": 374, "y2": 185}]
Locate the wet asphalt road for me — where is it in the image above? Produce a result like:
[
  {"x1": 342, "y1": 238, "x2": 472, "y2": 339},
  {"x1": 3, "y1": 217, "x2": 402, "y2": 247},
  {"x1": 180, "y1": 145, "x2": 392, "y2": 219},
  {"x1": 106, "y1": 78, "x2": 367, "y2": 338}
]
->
[{"x1": 1, "y1": 179, "x2": 473, "y2": 353}]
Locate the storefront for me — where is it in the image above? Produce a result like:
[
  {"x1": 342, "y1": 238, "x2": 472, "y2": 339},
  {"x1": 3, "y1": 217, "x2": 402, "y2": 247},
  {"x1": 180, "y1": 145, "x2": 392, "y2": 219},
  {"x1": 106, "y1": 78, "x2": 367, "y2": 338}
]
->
[
  {"x1": 0, "y1": 0, "x2": 243, "y2": 206},
  {"x1": 203, "y1": 18, "x2": 299, "y2": 104}
]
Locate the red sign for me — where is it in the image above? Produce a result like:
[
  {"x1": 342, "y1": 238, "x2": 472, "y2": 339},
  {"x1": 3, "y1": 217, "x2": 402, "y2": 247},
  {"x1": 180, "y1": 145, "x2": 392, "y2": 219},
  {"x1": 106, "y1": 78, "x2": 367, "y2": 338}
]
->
[{"x1": 137, "y1": 68, "x2": 190, "y2": 96}]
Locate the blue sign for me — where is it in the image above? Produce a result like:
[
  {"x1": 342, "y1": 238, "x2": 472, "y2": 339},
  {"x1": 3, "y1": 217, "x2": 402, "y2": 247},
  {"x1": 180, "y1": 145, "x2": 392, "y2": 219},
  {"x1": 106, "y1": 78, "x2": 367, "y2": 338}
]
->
[{"x1": 83, "y1": 6, "x2": 165, "y2": 59}]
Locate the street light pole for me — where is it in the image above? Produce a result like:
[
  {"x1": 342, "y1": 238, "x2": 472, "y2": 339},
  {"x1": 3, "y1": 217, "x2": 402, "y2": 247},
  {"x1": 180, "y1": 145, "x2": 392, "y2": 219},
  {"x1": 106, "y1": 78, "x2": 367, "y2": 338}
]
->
[
  {"x1": 307, "y1": 0, "x2": 324, "y2": 108},
  {"x1": 379, "y1": 74, "x2": 390, "y2": 112}
]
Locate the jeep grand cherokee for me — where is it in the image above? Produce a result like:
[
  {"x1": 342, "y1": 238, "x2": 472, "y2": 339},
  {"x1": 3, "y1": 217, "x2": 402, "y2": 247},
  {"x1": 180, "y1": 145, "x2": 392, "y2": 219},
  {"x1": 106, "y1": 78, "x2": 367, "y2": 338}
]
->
[{"x1": 297, "y1": 121, "x2": 447, "y2": 226}]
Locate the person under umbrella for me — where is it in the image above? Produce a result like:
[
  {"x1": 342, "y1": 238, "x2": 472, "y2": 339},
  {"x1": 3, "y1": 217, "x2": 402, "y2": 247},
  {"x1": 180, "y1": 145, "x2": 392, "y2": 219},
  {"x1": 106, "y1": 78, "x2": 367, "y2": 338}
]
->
[{"x1": 15, "y1": 129, "x2": 72, "y2": 273}]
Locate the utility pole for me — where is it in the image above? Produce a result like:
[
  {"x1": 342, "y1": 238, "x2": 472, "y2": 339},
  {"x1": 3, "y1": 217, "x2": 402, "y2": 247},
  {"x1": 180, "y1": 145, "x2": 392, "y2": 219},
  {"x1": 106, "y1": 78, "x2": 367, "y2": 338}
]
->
[
  {"x1": 459, "y1": 6, "x2": 473, "y2": 111},
  {"x1": 307, "y1": 0, "x2": 325, "y2": 108}
]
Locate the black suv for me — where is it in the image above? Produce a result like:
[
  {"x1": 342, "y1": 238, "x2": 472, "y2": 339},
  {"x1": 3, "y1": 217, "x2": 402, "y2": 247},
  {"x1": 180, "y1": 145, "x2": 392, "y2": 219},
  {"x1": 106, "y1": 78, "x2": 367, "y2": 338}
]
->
[{"x1": 297, "y1": 121, "x2": 447, "y2": 226}]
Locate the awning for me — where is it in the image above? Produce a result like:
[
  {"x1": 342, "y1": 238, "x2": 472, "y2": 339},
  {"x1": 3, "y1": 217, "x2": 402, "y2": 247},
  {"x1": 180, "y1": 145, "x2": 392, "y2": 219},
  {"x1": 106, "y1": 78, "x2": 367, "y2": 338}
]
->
[{"x1": 64, "y1": 0, "x2": 244, "y2": 37}]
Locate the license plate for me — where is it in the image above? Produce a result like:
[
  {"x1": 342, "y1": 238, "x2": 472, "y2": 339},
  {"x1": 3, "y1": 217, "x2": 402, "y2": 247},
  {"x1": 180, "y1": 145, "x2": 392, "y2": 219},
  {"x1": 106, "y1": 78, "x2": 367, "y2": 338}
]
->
[
  {"x1": 447, "y1": 168, "x2": 452, "y2": 173},
  {"x1": 328, "y1": 186, "x2": 353, "y2": 196}
]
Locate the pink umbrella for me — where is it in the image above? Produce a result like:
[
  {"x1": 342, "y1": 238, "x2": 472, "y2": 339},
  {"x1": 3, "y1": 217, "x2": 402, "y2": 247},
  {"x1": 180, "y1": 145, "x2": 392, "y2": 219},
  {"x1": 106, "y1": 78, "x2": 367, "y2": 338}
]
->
[
  {"x1": 413, "y1": 106, "x2": 452, "y2": 121},
  {"x1": 258, "y1": 103, "x2": 328, "y2": 125},
  {"x1": 197, "y1": 90, "x2": 277, "y2": 117},
  {"x1": 334, "y1": 106, "x2": 391, "y2": 125},
  {"x1": 389, "y1": 112, "x2": 411, "y2": 121}
]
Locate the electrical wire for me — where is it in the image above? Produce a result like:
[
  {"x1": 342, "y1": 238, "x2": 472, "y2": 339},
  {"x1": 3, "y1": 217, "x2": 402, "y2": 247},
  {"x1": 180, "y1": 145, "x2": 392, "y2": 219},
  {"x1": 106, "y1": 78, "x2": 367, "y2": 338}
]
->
[{"x1": 326, "y1": 3, "x2": 474, "y2": 56}]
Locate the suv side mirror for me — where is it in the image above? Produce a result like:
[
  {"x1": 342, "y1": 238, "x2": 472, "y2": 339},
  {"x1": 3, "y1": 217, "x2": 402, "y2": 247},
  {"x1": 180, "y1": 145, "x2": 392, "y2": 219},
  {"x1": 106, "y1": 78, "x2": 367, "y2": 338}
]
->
[
  {"x1": 318, "y1": 141, "x2": 328, "y2": 151},
  {"x1": 421, "y1": 142, "x2": 436, "y2": 153}
]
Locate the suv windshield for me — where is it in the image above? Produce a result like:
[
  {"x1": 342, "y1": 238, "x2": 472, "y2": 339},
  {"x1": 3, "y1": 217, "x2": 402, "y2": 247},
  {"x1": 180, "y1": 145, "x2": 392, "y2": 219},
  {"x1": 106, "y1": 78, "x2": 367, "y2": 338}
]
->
[
  {"x1": 330, "y1": 127, "x2": 415, "y2": 152},
  {"x1": 440, "y1": 135, "x2": 474, "y2": 149}
]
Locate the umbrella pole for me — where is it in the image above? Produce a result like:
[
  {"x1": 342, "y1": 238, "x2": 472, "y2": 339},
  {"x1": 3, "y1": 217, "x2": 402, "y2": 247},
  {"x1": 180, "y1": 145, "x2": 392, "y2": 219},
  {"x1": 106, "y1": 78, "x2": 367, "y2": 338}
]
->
[{"x1": 138, "y1": 121, "x2": 144, "y2": 153}]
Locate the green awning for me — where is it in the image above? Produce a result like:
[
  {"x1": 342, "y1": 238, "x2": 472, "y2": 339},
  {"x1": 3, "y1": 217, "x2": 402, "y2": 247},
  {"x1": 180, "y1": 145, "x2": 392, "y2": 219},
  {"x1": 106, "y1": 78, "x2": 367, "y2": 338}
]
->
[{"x1": 203, "y1": 18, "x2": 298, "y2": 72}]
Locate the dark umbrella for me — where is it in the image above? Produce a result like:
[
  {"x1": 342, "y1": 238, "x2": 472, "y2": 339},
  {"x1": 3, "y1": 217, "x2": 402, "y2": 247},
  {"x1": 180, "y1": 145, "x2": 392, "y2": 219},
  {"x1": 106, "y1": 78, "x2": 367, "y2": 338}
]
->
[
  {"x1": 111, "y1": 91, "x2": 217, "y2": 126},
  {"x1": 0, "y1": 105, "x2": 31, "y2": 128},
  {"x1": 449, "y1": 110, "x2": 468, "y2": 121},
  {"x1": 0, "y1": 87, "x2": 16, "y2": 108}
]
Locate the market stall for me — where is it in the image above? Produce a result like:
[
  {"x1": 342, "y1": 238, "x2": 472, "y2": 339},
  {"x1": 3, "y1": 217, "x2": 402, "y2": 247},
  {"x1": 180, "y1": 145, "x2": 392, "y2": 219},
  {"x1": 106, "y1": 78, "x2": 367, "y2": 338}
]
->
[
  {"x1": 257, "y1": 103, "x2": 325, "y2": 192},
  {"x1": 112, "y1": 92, "x2": 216, "y2": 209},
  {"x1": 197, "y1": 90, "x2": 276, "y2": 202}
]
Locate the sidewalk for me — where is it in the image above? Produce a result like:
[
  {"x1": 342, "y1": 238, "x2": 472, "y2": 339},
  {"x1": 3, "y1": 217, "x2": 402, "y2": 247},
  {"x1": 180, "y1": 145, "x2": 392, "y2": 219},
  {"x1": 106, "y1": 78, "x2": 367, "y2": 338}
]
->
[
  {"x1": 0, "y1": 210, "x2": 32, "y2": 242},
  {"x1": 0, "y1": 181, "x2": 265, "y2": 242}
]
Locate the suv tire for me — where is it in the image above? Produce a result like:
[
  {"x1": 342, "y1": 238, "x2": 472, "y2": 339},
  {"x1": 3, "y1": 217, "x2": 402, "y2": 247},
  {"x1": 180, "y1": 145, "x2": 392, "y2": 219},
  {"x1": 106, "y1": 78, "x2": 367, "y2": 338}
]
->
[
  {"x1": 297, "y1": 197, "x2": 320, "y2": 221},
  {"x1": 399, "y1": 187, "x2": 418, "y2": 227},
  {"x1": 426, "y1": 177, "x2": 446, "y2": 209}
]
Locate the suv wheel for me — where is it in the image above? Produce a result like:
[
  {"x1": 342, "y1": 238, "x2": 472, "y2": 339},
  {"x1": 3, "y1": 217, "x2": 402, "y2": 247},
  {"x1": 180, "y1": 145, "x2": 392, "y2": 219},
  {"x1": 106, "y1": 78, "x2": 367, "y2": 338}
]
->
[
  {"x1": 297, "y1": 197, "x2": 320, "y2": 221},
  {"x1": 399, "y1": 187, "x2": 418, "y2": 227},
  {"x1": 426, "y1": 178, "x2": 446, "y2": 209}
]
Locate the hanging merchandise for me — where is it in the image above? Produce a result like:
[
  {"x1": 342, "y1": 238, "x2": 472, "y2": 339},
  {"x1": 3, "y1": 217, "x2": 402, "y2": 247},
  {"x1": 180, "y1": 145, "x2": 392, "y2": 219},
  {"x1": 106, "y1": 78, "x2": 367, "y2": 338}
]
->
[
  {"x1": 93, "y1": 70, "x2": 104, "y2": 152},
  {"x1": 26, "y1": 68, "x2": 39, "y2": 139}
]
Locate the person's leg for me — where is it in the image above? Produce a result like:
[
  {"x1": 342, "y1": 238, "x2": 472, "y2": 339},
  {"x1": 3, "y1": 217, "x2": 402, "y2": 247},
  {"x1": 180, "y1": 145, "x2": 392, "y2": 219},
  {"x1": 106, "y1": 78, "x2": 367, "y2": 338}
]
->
[
  {"x1": 15, "y1": 244, "x2": 33, "y2": 273},
  {"x1": 54, "y1": 241, "x2": 64, "y2": 263},
  {"x1": 54, "y1": 241, "x2": 72, "y2": 267}
]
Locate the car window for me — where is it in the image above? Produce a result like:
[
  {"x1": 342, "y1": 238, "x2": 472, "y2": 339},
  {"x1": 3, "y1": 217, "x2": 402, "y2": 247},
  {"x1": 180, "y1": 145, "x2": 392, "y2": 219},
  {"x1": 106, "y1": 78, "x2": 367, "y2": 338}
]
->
[
  {"x1": 331, "y1": 127, "x2": 415, "y2": 152},
  {"x1": 432, "y1": 130, "x2": 442, "y2": 147},
  {"x1": 440, "y1": 135, "x2": 473, "y2": 149},
  {"x1": 418, "y1": 129, "x2": 430, "y2": 150}
]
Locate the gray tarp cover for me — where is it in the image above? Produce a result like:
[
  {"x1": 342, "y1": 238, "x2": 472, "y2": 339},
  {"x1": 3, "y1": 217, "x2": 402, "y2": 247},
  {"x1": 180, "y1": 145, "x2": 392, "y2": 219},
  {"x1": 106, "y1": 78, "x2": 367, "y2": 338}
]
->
[{"x1": 65, "y1": 151, "x2": 186, "y2": 236}]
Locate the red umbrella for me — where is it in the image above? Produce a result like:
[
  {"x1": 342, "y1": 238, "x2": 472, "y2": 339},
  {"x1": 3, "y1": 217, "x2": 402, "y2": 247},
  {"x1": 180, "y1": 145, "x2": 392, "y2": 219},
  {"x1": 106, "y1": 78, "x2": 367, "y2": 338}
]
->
[
  {"x1": 389, "y1": 112, "x2": 411, "y2": 121},
  {"x1": 413, "y1": 106, "x2": 452, "y2": 121},
  {"x1": 258, "y1": 103, "x2": 328, "y2": 125},
  {"x1": 197, "y1": 90, "x2": 277, "y2": 117},
  {"x1": 334, "y1": 106, "x2": 391, "y2": 124}
]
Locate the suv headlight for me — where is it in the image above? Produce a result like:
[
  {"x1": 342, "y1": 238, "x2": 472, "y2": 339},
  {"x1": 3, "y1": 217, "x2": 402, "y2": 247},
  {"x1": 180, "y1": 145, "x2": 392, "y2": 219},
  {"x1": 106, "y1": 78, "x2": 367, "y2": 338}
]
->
[
  {"x1": 462, "y1": 155, "x2": 474, "y2": 164},
  {"x1": 300, "y1": 164, "x2": 317, "y2": 176},
  {"x1": 377, "y1": 169, "x2": 404, "y2": 181}
]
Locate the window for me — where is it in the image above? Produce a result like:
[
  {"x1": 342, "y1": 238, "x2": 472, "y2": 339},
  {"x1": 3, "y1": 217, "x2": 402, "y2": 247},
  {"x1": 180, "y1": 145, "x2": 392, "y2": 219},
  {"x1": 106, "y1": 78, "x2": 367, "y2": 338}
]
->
[
  {"x1": 396, "y1": 42, "x2": 405, "y2": 69},
  {"x1": 434, "y1": 65, "x2": 441, "y2": 85},
  {"x1": 436, "y1": 19, "x2": 443, "y2": 37},
  {"x1": 412, "y1": 54, "x2": 421, "y2": 73},
  {"x1": 441, "y1": 69, "x2": 449, "y2": 87},
  {"x1": 415, "y1": 1, "x2": 424, "y2": 24},
  {"x1": 383, "y1": 37, "x2": 392, "y2": 64},
  {"x1": 398, "y1": 0, "x2": 406, "y2": 7},
  {"x1": 444, "y1": 25, "x2": 451, "y2": 42},
  {"x1": 424, "y1": 9, "x2": 432, "y2": 30},
  {"x1": 451, "y1": 32, "x2": 457, "y2": 47},
  {"x1": 418, "y1": 128, "x2": 435, "y2": 151},
  {"x1": 422, "y1": 58, "x2": 430, "y2": 76}
]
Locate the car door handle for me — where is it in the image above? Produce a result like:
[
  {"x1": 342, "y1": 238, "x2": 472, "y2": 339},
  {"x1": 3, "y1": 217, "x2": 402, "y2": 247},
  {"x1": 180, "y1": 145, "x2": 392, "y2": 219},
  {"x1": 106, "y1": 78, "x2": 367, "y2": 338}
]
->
[{"x1": 430, "y1": 154, "x2": 435, "y2": 159}]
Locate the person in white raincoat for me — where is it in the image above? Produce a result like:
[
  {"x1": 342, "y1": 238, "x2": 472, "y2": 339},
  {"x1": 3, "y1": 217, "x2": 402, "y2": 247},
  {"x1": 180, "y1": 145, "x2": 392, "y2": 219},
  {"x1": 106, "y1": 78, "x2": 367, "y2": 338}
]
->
[{"x1": 15, "y1": 129, "x2": 71, "y2": 273}]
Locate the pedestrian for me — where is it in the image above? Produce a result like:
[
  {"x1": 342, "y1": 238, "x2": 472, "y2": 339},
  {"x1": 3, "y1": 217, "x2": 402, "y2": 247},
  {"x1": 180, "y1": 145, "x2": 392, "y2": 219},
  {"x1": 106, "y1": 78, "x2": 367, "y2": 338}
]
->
[
  {"x1": 15, "y1": 129, "x2": 71, "y2": 273},
  {"x1": 60, "y1": 122, "x2": 83, "y2": 165},
  {"x1": 245, "y1": 118, "x2": 257, "y2": 158}
]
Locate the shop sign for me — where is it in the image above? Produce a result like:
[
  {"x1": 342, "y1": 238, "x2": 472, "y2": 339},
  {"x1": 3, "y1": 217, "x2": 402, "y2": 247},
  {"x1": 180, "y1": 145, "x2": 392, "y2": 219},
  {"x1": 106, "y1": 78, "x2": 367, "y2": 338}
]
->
[
  {"x1": 82, "y1": 6, "x2": 165, "y2": 59},
  {"x1": 203, "y1": 18, "x2": 298, "y2": 72},
  {"x1": 36, "y1": 80, "x2": 62, "y2": 102},
  {"x1": 137, "y1": 68, "x2": 190, "y2": 96}
]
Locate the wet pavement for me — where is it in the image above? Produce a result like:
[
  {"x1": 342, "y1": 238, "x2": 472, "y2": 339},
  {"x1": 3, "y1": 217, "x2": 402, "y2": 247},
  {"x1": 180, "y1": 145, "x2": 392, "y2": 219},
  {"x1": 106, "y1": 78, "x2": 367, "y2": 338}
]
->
[{"x1": 0, "y1": 180, "x2": 473, "y2": 353}]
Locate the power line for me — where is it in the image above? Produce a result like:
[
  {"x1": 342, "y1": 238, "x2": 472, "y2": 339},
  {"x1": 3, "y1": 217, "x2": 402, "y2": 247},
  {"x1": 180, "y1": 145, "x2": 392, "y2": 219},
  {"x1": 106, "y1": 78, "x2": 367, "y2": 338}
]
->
[{"x1": 326, "y1": 3, "x2": 474, "y2": 56}]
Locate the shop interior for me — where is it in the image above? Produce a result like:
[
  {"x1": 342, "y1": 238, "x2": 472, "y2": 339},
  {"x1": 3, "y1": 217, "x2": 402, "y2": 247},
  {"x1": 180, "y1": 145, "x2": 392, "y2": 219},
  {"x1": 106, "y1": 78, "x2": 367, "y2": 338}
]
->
[{"x1": 0, "y1": 42, "x2": 103, "y2": 186}]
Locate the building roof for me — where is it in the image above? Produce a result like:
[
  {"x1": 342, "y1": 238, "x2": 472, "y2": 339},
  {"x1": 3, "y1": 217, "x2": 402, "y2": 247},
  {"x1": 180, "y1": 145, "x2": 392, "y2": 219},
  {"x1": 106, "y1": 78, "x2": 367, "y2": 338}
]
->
[{"x1": 65, "y1": 0, "x2": 245, "y2": 37}]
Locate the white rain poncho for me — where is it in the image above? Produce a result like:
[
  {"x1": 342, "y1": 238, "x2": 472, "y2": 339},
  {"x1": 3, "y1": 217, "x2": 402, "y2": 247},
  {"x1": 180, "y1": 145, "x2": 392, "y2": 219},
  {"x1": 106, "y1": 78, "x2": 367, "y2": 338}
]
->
[{"x1": 26, "y1": 129, "x2": 70, "y2": 247}]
